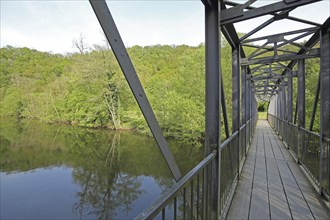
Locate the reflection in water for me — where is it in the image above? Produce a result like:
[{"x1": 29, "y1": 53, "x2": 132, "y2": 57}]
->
[
  {"x1": 0, "y1": 117, "x2": 202, "y2": 219},
  {"x1": 72, "y1": 133, "x2": 144, "y2": 219}
]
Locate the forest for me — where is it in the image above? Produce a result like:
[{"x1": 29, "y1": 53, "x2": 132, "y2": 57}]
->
[{"x1": 0, "y1": 39, "x2": 321, "y2": 145}]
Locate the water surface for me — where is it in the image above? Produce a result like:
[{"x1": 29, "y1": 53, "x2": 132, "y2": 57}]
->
[{"x1": 0, "y1": 118, "x2": 202, "y2": 219}]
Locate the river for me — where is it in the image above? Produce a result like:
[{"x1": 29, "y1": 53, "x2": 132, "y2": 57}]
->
[{"x1": 0, "y1": 117, "x2": 203, "y2": 219}]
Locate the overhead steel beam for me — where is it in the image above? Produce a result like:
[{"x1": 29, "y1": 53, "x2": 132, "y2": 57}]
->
[
  {"x1": 201, "y1": 0, "x2": 212, "y2": 8},
  {"x1": 242, "y1": 27, "x2": 318, "y2": 44},
  {"x1": 224, "y1": 0, "x2": 321, "y2": 27},
  {"x1": 221, "y1": 0, "x2": 321, "y2": 25},
  {"x1": 251, "y1": 74, "x2": 296, "y2": 81},
  {"x1": 242, "y1": 43, "x2": 296, "y2": 54},
  {"x1": 281, "y1": 18, "x2": 330, "y2": 77},
  {"x1": 89, "y1": 0, "x2": 182, "y2": 180},
  {"x1": 241, "y1": 49, "x2": 320, "y2": 65},
  {"x1": 244, "y1": 30, "x2": 315, "y2": 60}
]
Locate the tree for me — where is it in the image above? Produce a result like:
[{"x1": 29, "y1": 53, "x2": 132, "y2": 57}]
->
[{"x1": 72, "y1": 33, "x2": 89, "y2": 54}]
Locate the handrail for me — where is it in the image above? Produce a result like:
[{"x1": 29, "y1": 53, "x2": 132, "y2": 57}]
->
[
  {"x1": 135, "y1": 116, "x2": 258, "y2": 219},
  {"x1": 221, "y1": 131, "x2": 238, "y2": 149},
  {"x1": 267, "y1": 113, "x2": 329, "y2": 200},
  {"x1": 134, "y1": 151, "x2": 217, "y2": 220}
]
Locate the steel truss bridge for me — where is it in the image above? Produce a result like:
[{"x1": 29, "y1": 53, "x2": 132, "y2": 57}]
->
[{"x1": 89, "y1": 0, "x2": 329, "y2": 219}]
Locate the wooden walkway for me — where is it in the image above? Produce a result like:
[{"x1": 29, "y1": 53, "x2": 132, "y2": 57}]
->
[{"x1": 227, "y1": 120, "x2": 330, "y2": 220}]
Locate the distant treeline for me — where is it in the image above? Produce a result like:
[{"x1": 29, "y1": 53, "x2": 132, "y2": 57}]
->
[{"x1": 0, "y1": 42, "x2": 320, "y2": 144}]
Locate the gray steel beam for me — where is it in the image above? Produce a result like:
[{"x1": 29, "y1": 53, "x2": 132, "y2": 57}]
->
[
  {"x1": 246, "y1": 31, "x2": 316, "y2": 60},
  {"x1": 205, "y1": 0, "x2": 220, "y2": 218},
  {"x1": 221, "y1": 78, "x2": 230, "y2": 139},
  {"x1": 242, "y1": 66, "x2": 247, "y2": 125},
  {"x1": 240, "y1": 14, "x2": 283, "y2": 42},
  {"x1": 201, "y1": 0, "x2": 212, "y2": 8},
  {"x1": 232, "y1": 46, "x2": 241, "y2": 179},
  {"x1": 232, "y1": 46, "x2": 240, "y2": 133},
  {"x1": 282, "y1": 82, "x2": 287, "y2": 120},
  {"x1": 89, "y1": 0, "x2": 183, "y2": 180},
  {"x1": 224, "y1": 0, "x2": 321, "y2": 27},
  {"x1": 242, "y1": 66, "x2": 247, "y2": 154},
  {"x1": 297, "y1": 59, "x2": 305, "y2": 162},
  {"x1": 320, "y1": 26, "x2": 330, "y2": 144},
  {"x1": 242, "y1": 27, "x2": 318, "y2": 44},
  {"x1": 221, "y1": 0, "x2": 321, "y2": 25},
  {"x1": 320, "y1": 26, "x2": 330, "y2": 196},
  {"x1": 247, "y1": 79, "x2": 251, "y2": 121},
  {"x1": 309, "y1": 75, "x2": 320, "y2": 131},
  {"x1": 298, "y1": 59, "x2": 306, "y2": 128},
  {"x1": 281, "y1": 18, "x2": 330, "y2": 78},
  {"x1": 287, "y1": 76, "x2": 293, "y2": 122},
  {"x1": 241, "y1": 49, "x2": 320, "y2": 65}
]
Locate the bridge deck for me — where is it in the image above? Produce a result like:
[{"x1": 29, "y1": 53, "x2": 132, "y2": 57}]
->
[{"x1": 227, "y1": 120, "x2": 329, "y2": 220}]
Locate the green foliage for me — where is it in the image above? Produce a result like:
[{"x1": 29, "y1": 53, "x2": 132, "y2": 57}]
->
[{"x1": 0, "y1": 42, "x2": 322, "y2": 143}]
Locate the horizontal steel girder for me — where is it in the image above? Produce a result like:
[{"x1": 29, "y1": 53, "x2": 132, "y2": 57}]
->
[{"x1": 241, "y1": 49, "x2": 320, "y2": 65}]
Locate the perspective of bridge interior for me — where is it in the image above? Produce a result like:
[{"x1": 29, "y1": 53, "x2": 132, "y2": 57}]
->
[{"x1": 88, "y1": 0, "x2": 330, "y2": 219}]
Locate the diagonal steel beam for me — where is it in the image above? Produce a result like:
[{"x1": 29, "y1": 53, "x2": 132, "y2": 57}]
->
[
  {"x1": 225, "y1": 0, "x2": 322, "y2": 27},
  {"x1": 89, "y1": 0, "x2": 182, "y2": 181},
  {"x1": 281, "y1": 18, "x2": 330, "y2": 77},
  {"x1": 221, "y1": 0, "x2": 321, "y2": 25},
  {"x1": 242, "y1": 27, "x2": 318, "y2": 43}
]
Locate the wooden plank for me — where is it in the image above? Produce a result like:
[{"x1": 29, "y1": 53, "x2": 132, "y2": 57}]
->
[
  {"x1": 226, "y1": 180, "x2": 253, "y2": 219},
  {"x1": 268, "y1": 184, "x2": 292, "y2": 219},
  {"x1": 249, "y1": 181, "x2": 270, "y2": 219},
  {"x1": 285, "y1": 187, "x2": 314, "y2": 219},
  {"x1": 276, "y1": 155, "x2": 314, "y2": 219},
  {"x1": 287, "y1": 161, "x2": 315, "y2": 193},
  {"x1": 287, "y1": 161, "x2": 330, "y2": 219},
  {"x1": 240, "y1": 155, "x2": 255, "y2": 180},
  {"x1": 253, "y1": 156, "x2": 267, "y2": 184},
  {"x1": 303, "y1": 191, "x2": 330, "y2": 219},
  {"x1": 266, "y1": 158, "x2": 282, "y2": 188},
  {"x1": 277, "y1": 160, "x2": 299, "y2": 189},
  {"x1": 227, "y1": 120, "x2": 330, "y2": 220}
]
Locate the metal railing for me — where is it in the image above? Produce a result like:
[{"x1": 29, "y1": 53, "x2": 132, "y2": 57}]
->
[
  {"x1": 268, "y1": 114, "x2": 329, "y2": 200},
  {"x1": 135, "y1": 115, "x2": 258, "y2": 219}
]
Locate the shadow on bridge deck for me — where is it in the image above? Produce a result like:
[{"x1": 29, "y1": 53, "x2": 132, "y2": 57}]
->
[{"x1": 227, "y1": 120, "x2": 330, "y2": 220}]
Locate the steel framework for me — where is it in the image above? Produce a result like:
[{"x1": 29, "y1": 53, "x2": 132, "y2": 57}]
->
[{"x1": 89, "y1": 0, "x2": 329, "y2": 219}]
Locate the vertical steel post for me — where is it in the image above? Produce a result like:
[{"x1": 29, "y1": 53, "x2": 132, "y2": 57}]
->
[
  {"x1": 232, "y1": 46, "x2": 240, "y2": 176},
  {"x1": 242, "y1": 66, "x2": 247, "y2": 154},
  {"x1": 297, "y1": 59, "x2": 306, "y2": 162},
  {"x1": 287, "y1": 76, "x2": 293, "y2": 123},
  {"x1": 205, "y1": 0, "x2": 220, "y2": 218},
  {"x1": 320, "y1": 27, "x2": 330, "y2": 196},
  {"x1": 279, "y1": 89, "x2": 283, "y2": 120},
  {"x1": 282, "y1": 82, "x2": 287, "y2": 121}
]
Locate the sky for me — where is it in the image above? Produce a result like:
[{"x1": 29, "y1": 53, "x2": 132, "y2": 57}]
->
[{"x1": 1, "y1": 0, "x2": 329, "y2": 54}]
